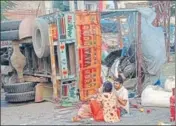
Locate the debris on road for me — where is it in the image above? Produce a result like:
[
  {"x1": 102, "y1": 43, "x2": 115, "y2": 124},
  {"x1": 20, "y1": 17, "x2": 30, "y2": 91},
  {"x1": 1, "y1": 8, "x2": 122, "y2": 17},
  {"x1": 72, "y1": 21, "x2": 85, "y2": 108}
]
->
[
  {"x1": 131, "y1": 104, "x2": 139, "y2": 109},
  {"x1": 146, "y1": 109, "x2": 152, "y2": 114},
  {"x1": 139, "y1": 108, "x2": 144, "y2": 112}
]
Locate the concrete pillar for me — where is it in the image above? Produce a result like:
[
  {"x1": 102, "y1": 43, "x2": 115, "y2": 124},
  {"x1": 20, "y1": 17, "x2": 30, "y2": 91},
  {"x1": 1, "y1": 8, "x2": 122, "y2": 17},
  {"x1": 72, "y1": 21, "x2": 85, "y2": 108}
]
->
[
  {"x1": 44, "y1": 1, "x2": 53, "y2": 14},
  {"x1": 69, "y1": 1, "x2": 75, "y2": 12},
  {"x1": 77, "y1": 1, "x2": 85, "y2": 10}
]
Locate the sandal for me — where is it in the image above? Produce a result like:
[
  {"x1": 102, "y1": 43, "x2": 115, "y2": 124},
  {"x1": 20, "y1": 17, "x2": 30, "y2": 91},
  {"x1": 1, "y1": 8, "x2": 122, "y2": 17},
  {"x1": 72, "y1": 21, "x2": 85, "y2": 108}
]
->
[{"x1": 72, "y1": 116, "x2": 81, "y2": 122}]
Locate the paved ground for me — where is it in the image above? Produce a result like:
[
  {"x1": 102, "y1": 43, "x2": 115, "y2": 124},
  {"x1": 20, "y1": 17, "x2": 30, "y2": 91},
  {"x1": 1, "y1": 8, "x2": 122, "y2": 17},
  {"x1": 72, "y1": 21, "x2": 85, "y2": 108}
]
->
[{"x1": 1, "y1": 59, "x2": 175, "y2": 125}]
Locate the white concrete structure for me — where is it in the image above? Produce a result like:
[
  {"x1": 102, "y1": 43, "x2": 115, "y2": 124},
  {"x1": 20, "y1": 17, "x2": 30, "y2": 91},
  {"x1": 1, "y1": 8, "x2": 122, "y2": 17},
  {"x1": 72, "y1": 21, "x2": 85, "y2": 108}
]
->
[
  {"x1": 76, "y1": 1, "x2": 99, "y2": 11},
  {"x1": 84, "y1": 1, "x2": 99, "y2": 11},
  {"x1": 44, "y1": 1, "x2": 53, "y2": 14},
  {"x1": 170, "y1": 17, "x2": 175, "y2": 24},
  {"x1": 69, "y1": 1, "x2": 75, "y2": 11},
  {"x1": 43, "y1": 1, "x2": 99, "y2": 12}
]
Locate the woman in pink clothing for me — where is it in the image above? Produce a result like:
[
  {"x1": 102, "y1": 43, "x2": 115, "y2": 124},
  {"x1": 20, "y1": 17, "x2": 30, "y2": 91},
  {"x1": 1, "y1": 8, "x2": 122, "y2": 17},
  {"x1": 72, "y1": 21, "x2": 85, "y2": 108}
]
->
[{"x1": 113, "y1": 76, "x2": 129, "y2": 116}]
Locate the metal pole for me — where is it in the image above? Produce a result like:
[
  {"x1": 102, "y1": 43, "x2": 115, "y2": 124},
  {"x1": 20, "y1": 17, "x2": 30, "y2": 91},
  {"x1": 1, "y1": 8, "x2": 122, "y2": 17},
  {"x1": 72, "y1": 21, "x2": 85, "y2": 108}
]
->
[
  {"x1": 77, "y1": 1, "x2": 85, "y2": 11},
  {"x1": 167, "y1": 2, "x2": 171, "y2": 62},
  {"x1": 164, "y1": 15, "x2": 167, "y2": 62},
  {"x1": 174, "y1": 1, "x2": 176, "y2": 125},
  {"x1": 137, "y1": 12, "x2": 142, "y2": 96},
  {"x1": 69, "y1": 1, "x2": 75, "y2": 12},
  {"x1": 113, "y1": 0, "x2": 118, "y2": 9}
]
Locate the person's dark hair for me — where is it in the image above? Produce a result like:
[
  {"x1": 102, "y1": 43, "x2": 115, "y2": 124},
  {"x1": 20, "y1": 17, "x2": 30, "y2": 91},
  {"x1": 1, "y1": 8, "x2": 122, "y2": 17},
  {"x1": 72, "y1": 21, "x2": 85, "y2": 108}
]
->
[
  {"x1": 103, "y1": 81, "x2": 113, "y2": 93},
  {"x1": 115, "y1": 75, "x2": 124, "y2": 84}
]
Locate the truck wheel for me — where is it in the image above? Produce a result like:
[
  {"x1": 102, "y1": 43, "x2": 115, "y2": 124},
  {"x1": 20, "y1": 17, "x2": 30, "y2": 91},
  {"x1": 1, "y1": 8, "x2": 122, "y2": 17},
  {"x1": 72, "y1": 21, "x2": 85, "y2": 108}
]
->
[
  {"x1": 32, "y1": 18, "x2": 50, "y2": 58},
  {"x1": 104, "y1": 50, "x2": 122, "y2": 68},
  {"x1": 5, "y1": 91, "x2": 35, "y2": 103},
  {"x1": 1, "y1": 20, "x2": 21, "y2": 31},
  {"x1": 1, "y1": 30, "x2": 19, "y2": 41},
  {"x1": 4, "y1": 82, "x2": 36, "y2": 93}
]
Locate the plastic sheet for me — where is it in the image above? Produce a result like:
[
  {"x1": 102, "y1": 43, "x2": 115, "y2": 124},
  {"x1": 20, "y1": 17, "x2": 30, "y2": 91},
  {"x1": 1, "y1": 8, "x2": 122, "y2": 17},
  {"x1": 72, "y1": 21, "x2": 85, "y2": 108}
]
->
[
  {"x1": 109, "y1": 58, "x2": 120, "y2": 78},
  {"x1": 137, "y1": 8, "x2": 167, "y2": 75},
  {"x1": 101, "y1": 65, "x2": 108, "y2": 83},
  {"x1": 102, "y1": 51, "x2": 109, "y2": 63}
]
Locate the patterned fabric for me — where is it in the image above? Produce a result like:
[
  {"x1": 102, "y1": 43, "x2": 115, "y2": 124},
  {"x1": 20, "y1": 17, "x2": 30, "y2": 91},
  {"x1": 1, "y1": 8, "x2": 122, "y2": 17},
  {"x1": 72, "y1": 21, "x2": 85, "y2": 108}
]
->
[
  {"x1": 97, "y1": 92, "x2": 120, "y2": 122},
  {"x1": 98, "y1": 85, "x2": 129, "y2": 114},
  {"x1": 77, "y1": 104, "x2": 92, "y2": 118}
]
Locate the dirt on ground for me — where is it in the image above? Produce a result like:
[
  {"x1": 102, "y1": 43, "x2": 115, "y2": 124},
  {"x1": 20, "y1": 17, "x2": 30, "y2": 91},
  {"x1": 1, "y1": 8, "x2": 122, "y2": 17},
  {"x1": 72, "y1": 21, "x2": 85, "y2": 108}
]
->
[{"x1": 1, "y1": 60, "x2": 175, "y2": 125}]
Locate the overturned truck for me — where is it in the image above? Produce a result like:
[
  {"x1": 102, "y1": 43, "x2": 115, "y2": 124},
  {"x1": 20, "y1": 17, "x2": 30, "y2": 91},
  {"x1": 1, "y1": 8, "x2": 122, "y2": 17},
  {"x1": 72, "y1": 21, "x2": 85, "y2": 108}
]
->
[
  {"x1": 1, "y1": 11, "x2": 103, "y2": 103},
  {"x1": 1, "y1": 13, "x2": 78, "y2": 102}
]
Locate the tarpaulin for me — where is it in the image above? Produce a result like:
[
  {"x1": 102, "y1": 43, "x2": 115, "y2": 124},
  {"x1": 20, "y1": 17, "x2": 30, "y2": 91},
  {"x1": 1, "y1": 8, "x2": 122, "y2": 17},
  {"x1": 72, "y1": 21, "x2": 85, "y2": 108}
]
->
[{"x1": 137, "y1": 8, "x2": 167, "y2": 75}]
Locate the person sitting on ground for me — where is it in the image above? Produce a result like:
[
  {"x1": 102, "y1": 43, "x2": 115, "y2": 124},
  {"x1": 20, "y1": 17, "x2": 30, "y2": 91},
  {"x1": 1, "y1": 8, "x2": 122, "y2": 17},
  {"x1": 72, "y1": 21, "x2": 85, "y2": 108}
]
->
[
  {"x1": 72, "y1": 81, "x2": 120, "y2": 122},
  {"x1": 114, "y1": 75, "x2": 130, "y2": 116},
  {"x1": 98, "y1": 75, "x2": 130, "y2": 116},
  {"x1": 95, "y1": 81, "x2": 120, "y2": 122}
]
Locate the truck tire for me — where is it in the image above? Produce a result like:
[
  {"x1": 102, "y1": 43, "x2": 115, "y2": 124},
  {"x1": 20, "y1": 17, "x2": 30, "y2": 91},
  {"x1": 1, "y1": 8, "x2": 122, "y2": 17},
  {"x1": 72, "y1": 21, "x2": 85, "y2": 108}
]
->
[
  {"x1": 5, "y1": 91, "x2": 35, "y2": 103},
  {"x1": 1, "y1": 20, "x2": 21, "y2": 31},
  {"x1": 4, "y1": 82, "x2": 36, "y2": 93},
  {"x1": 32, "y1": 18, "x2": 50, "y2": 58},
  {"x1": 1, "y1": 30, "x2": 19, "y2": 41},
  {"x1": 123, "y1": 63, "x2": 136, "y2": 78}
]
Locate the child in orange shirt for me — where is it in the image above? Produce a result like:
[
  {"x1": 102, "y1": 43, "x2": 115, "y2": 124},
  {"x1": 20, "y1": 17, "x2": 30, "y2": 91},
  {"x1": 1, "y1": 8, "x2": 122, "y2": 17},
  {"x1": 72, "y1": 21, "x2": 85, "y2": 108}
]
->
[{"x1": 72, "y1": 81, "x2": 120, "y2": 122}]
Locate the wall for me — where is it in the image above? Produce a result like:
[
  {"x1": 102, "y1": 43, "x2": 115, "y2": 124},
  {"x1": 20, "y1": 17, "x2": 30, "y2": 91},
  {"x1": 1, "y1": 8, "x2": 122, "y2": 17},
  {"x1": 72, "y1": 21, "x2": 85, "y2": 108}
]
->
[{"x1": 3, "y1": 1, "x2": 45, "y2": 21}]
